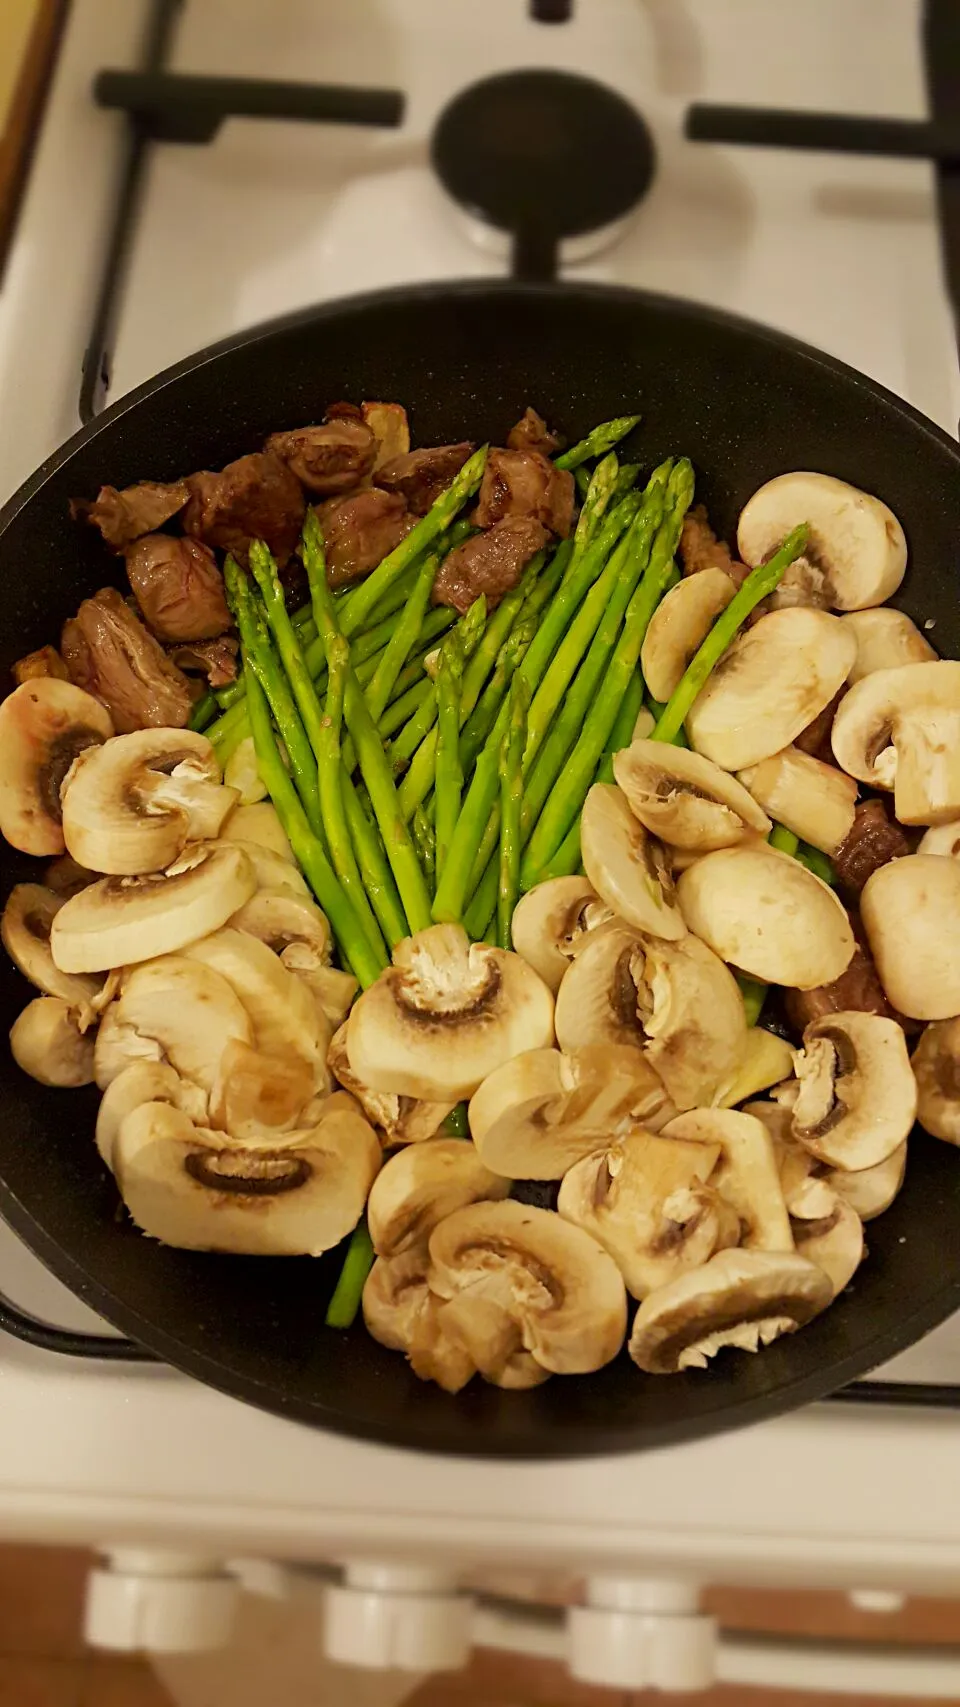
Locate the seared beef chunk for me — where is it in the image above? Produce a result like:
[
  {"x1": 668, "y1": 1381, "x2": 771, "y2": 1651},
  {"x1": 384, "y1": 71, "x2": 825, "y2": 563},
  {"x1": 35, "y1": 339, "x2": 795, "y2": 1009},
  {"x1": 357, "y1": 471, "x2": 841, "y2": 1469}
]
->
[
  {"x1": 785, "y1": 925, "x2": 902, "y2": 1031},
  {"x1": 125, "y1": 534, "x2": 230, "y2": 643},
  {"x1": 182, "y1": 452, "x2": 305, "y2": 569},
  {"x1": 314, "y1": 488, "x2": 414, "y2": 588},
  {"x1": 833, "y1": 798, "x2": 910, "y2": 901},
  {"x1": 507, "y1": 407, "x2": 561, "y2": 456},
  {"x1": 475, "y1": 448, "x2": 574, "y2": 537},
  {"x1": 266, "y1": 418, "x2": 377, "y2": 496},
  {"x1": 433, "y1": 516, "x2": 549, "y2": 614},
  {"x1": 71, "y1": 480, "x2": 189, "y2": 549},
  {"x1": 170, "y1": 635, "x2": 239, "y2": 688},
  {"x1": 794, "y1": 689, "x2": 843, "y2": 763},
  {"x1": 678, "y1": 503, "x2": 751, "y2": 588},
  {"x1": 61, "y1": 587, "x2": 194, "y2": 731},
  {"x1": 12, "y1": 645, "x2": 69, "y2": 686},
  {"x1": 375, "y1": 442, "x2": 474, "y2": 514}
]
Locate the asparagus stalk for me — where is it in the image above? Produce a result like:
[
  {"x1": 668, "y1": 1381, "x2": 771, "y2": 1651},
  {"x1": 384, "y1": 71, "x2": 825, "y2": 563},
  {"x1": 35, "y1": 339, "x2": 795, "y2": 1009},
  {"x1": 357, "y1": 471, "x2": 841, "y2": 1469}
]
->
[
  {"x1": 363, "y1": 548, "x2": 439, "y2": 723},
  {"x1": 313, "y1": 637, "x2": 388, "y2": 961},
  {"x1": 434, "y1": 633, "x2": 464, "y2": 880},
  {"x1": 520, "y1": 460, "x2": 695, "y2": 883},
  {"x1": 566, "y1": 452, "x2": 618, "y2": 571},
  {"x1": 325, "y1": 1220, "x2": 374, "y2": 1329},
  {"x1": 554, "y1": 414, "x2": 641, "y2": 471},
  {"x1": 795, "y1": 842, "x2": 836, "y2": 885},
  {"x1": 649, "y1": 524, "x2": 809, "y2": 745},
  {"x1": 497, "y1": 675, "x2": 528, "y2": 949},
  {"x1": 411, "y1": 803, "x2": 436, "y2": 884},
  {"x1": 456, "y1": 558, "x2": 564, "y2": 774},
  {"x1": 377, "y1": 677, "x2": 434, "y2": 742},
  {"x1": 188, "y1": 690, "x2": 217, "y2": 731},
  {"x1": 340, "y1": 772, "x2": 409, "y2": 949},
  {"x1": 769, "y1": 823, "x2": 800, "y2": 856},
  {"x1": 573, "y1": 465, "x2": 591, "y2": 501}
]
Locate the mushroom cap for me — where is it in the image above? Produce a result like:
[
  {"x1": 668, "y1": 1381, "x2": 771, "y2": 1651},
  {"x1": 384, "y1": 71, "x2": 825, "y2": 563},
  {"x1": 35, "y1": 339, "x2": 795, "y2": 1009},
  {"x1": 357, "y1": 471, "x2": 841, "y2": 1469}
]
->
[
  {"x1": 745, "y1": 1097, "x2": 907, "y2": 1222},
  {"x1": 737, "y1": 746, "x2": 857, "y2": 856},
  {"x1": 60, "y1": 728, "x2": 236, "y2": 876},
  {"x1": 830, "y1": 661, "x2": 960, "y2": 825},
  {"x1": 1, "y1": 883, "x2": 104, "y2": 1021},
  {"x1": 554, "y1": 924, "x2": 746, "y2": 1112},
  {"x1": 788, "y1": 1175, "x2": 864, "y2": 1298},
  {"x1": 912, "y1": 1017, "x2": 960, "y2": 1145},
  {"x1": 468, "y1": 1044, "x2": 675, "y2": 1179},
  {"x1": 362, "y1": 1251, "x2": 477, "y2": 1394},
  {"x1": 737, "y1": 471, "x2": 907, "y2": 611},
  {"x1": 95, "y1": 1059, "x2": 206, "y2": 1171},
  {"x1": 102, "y1": 954, "x2": 253, "y2": 1094},
  {"x1": 842, "y1": 607, "x2": 937, "y2": 683},
  {"x1": 628, "y1": 1247, "x2": 832, "y2": 1375},
  {"x1": 346, "y1": 923, "x2": 555, "y2": 1101},
  {"x1": 0, "y1": 679, "x2": 113, "y2": 856},
  {"x1": 427, "y1": 1199, "x2": 627, "y2": 1376},
  {"x1": 223, "y1": 735, "x2": 268, "y2": 805},
  {"x1": 614, "y1": 740, "x2": 770, "y2": 852},
  {"x1": 713, "y1": 1026, "x2": 795, "y2": 1110},
  {"x1": 558, "y1": 1128, "x2": 739, "y2": 1299},
  {"x1": 918, "y1": 821, "x2": 960, "y2": 859},
  {"x1": 279, "y1": 943, "x2": 358, "y2": 1030},
  {"x1": 228, "y1": 887, "x2": 331, "y2": 962},
  {"x1": 328, "y1": 1021, "x2": 454, "y2": 1146},
  {"x1": 664, "y1": 1107, "x2": 794, "y2": 1252},
  {"x1": 49, "y1": 841, "x2": 257, "y2": 973},
  {"x1": 9, "y1": 995, "x2": 95, "y2": 1087},
  {"x1": 789, "y1": 1010, "x2": 917, "y2": 1170},
  {"x1": 677, "y1": 844, "x2": 855, "y2": 989},
  {"x1": 226, "y1": 839, "x2": 310, "y2": 897},
  {"x1": 580, "y1": 784, "x2": 686, "y2": 939},
  {"x1": 208, "y1": 1038, "x2": 317, "y2": 1140},
  {"x1": 183, "y1": 927, "x2": 328, "y2": 1077},
  {"x1": 220, "y1": 801, "x2": 295, "y2": 864},
  {"x1": 639, "y1": 568, "x2": 735, "y2": 702},
  {"x1": 367, "y1": 1137, "x2": 509, "y2": 1259},
  {"x1": 860, "y1": 854, "x2": 960, "y2": 1020},
  {"x1": 685, "y1": 607, "x2": 856, "y2": 771},
  {"x1": 113, "y1": 1091, "x2": 380, "y2": 1256},
  {"x1": 510, "y1": 876, "x2": 613, "y2": 994}
]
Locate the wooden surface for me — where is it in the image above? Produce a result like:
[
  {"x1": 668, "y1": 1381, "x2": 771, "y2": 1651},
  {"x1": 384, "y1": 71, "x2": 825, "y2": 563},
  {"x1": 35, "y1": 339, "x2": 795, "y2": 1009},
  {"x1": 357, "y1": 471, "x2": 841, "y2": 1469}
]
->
[{"x1": 0, "y1": 0, "x2": 67, "y2": 276}]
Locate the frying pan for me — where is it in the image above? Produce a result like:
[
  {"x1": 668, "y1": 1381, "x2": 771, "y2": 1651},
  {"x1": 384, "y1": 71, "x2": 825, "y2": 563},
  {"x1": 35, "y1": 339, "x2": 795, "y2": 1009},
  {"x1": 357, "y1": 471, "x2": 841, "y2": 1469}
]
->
[{"x1": 1, "y1": 279, "x2": 959, "y2": 1458}]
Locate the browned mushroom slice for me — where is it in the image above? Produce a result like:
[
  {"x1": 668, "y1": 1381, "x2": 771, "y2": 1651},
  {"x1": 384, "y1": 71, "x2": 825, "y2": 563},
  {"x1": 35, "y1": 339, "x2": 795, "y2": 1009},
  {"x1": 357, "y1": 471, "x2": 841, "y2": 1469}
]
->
[
  {"x1": 664, "y1": 1108, "x2": 794, "y2": 1253},
  {"x1": 614, "y1": 741, "x2": 770, "y2": 853},
  {"x1": 363, "y1": 1250, "x2": 477, "y2": 1394},
  {"x1": 831, "y1": 661, "x2": 960, "y2": 824}
]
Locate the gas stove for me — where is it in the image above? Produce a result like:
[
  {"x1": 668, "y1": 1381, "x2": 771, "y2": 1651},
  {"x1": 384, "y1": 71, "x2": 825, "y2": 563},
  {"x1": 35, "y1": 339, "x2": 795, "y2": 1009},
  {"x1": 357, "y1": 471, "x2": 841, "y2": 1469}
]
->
[{"x1": 1, "y1": 0, "x2": 960, "y2": 1688}]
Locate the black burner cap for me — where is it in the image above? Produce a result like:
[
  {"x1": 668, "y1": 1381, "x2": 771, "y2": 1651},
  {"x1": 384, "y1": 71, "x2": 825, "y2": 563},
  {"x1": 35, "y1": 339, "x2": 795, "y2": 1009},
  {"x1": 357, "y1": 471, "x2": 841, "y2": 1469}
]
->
[{"x1": 431, "y1": 69, "x2": 655, "y2": 277}]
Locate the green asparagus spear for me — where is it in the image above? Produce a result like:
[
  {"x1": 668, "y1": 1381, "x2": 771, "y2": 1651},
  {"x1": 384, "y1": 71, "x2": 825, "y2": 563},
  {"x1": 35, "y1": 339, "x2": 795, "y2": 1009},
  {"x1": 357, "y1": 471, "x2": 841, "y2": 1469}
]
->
[
  {"x1": 188, "y1": 690, "x2": 217, "y2": 731},
  {"x1": 769, "y1": 823, "x2": 800, "y2": 857},
  {"x1": 498, "y1": 676, "x2": 528, "y2": 949},
  {"x1": 795, "y1": 842, "x2": 836, "y2": 885},
  {"x1": 443, "y1": 1104, "x2": 468, "y2": 1137},
  {"x1": 325, "y1": 1220, "x2": 374, "y2": 1329},
  {"x1": 411, "y1": 802, "x2": 436, "y2": 884},
  {"x1": 340, "y1": 773, "x2": 409, "y2": 949},
  {"x1": 314, "y1": 636, "x2": 388, "y2": 961},
  {"x1": 554, "y1": 414, "x2": 641, "y2": 471},
  {"x1": 377, "y1": 677, "x2": 434, "y2": 742},
  {"x1": 434, "y1": 633, "x2": 464, "y2": 880},
  {"x1": 363, "y1": 548, "x2": 439, "y2": 723},
  {"x1": 649, "y1": 524, "x2": 809, "y2": 745},
  {"x1": 567, "y1": 452, "x2": 618, "y2": 569},
  {"x1": 574, "y1": 465, "x2": 591, "y2": 501}
]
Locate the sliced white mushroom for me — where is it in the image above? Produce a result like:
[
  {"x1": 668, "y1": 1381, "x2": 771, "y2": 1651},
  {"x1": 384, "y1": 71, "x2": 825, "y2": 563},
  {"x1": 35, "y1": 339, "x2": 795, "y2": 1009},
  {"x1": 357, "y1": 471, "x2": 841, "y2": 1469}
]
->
[
  {"x1": 1, "y1": 883, "x2": 104, "y2": 1024},
  {"x1": 640, "y1": 568, "x2": 735, "y2": 702},
  {"x1": 737, "y1": 747, "x2": 857, "y2": 855},
  {"x1": 861, "y1": 854, "x2": 960, "y2": 1019},
  {"x1": 10, "y1": 996, "x2": 95, "y2": 1087},
  {"x1": 554, "y1": 924, "x2": 746, "y2": 1113},
  {"x1": 277, "y1": 941, "x2": 358, "y2": 1030},
  {"x1": 665, "y1": 1107, "x2": 794, "y2": 1252},
  {"x1": 510, "y1": 876, "x2": 614, "y2": 994},
  {"x1": 614, "y1": 740, "x2": 770, "y2": 853},
  {"x1": 346, "y1": 923, "x2": 555, "y2": 1101},
  {"x1": 918, "y1": 821, "x2": 960, "y2": 859},
  {"x1": 427, "y1": 1200, "x2": 627, "y2": 1377},
  {"x1": 468, "y1": 1044, "x2": 675, "y2": 1179},
  {"x1": 628, "y1": 1247, "x2": 832, "y2": 1375},
  {"x1": 95, "y1": 1060, "x2": 207, "y2": 1171},
  {"x1": 223, "y1": 735, "x2": 268, "y2": 804},
  {"x1": 98, "y1": 954, "x2": 253, "y2": 1094},
  {"x1": 367, "y1": 1137, "x2": 509, "y2": 1260},
  {"x1": 713, "y1": 1027, "x2": 795, "y2": 1110},
  {"x1": 227, "y1": 839, "x2": 309, "y2": 897},
  {"x1": 787, "y1": 1174, "x2": 864, "y2": 1298},
  {"x1": 685, "y1": 607, "x2": 856, "y2": 771},
  {"x1": 44, "y1": 853, "x2": 97, "y2": 897},
  {"x1": 327, "y1": 1021, "x2": 453, "y2": 1145},
  {"x1": 558, "y1": 1129, "x2": 738, "y2": 1299},
  {"x1": 363, "y1": 1251, "x2": 477, "y2": 1394},
  {"x1": 737, "y1": 472, "x2": 907, "y2": 610},
  {"x1": 208, "y1": 1038, "x2": 317, "y2": 1140},
  {"x1": 744, "y1": 1097, "x2": 907, "y2": 1222},
  {"x1": 579, "y1": 783, "x2": 685, "y2": 939},
  {"x1": 229, "y1": 887, "x2": 331, "y2": 963},
  {"x1": 60, "y1": 728, "x2": 236, "y2": 875},
  {"x1": 788, "y1": 1010, "x2": 916, "y2": 1170},
  {"x1": 830, "y1": 661, "x2": 960, "y2": 824},
  {"x1": 0, "y1": 679, "x2": 113, "y2": 856},
  {"x1": 632, "y1": 706, "x2": 655, "y2": 741},
  {"x1": 49, "y1": 841, "x2": 257, "y2": 973},
  {"x1": 183, "y1": 928, "x2": 327, "y2": 1076},
  {"x1": 220, "y1": 801, "x2": 295, "y2": 864},
  {"x1": 677, "y1": 844, "x2": 855, "y2": 989},
  {"x1": 842, "y1": 608, "x2": 936, "y2": 682},
  {"x1": 93, "y1": 1003, "x2": 164, "y2": 1089},
  {"x1": 912, "y1": 1017, "x2": 960, "y2": 1145},
  {"x1": 113, "y1": 1091, "x2": 380, "y2": 1256}
]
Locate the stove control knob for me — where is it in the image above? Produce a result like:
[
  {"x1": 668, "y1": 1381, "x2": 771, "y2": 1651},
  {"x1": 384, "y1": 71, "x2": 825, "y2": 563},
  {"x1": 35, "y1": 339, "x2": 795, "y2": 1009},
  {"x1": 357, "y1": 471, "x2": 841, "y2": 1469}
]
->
[
  {"x1": 568, "y1": 1577, "x2": 716, "y2": 1692},
  {"x1": 323, "y1": 1563, "x2": 472, "y2": 1672},
  {"x1": 84, "y1": 1550, "x2": 238, "y2": 1653}
]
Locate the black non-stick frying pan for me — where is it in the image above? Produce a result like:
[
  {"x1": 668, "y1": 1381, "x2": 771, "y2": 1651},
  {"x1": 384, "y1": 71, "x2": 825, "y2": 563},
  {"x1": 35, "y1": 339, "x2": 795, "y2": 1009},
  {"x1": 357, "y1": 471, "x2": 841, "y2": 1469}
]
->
[{"x1": 1, "y1": 279, "x2": 959, "y2": 1457}]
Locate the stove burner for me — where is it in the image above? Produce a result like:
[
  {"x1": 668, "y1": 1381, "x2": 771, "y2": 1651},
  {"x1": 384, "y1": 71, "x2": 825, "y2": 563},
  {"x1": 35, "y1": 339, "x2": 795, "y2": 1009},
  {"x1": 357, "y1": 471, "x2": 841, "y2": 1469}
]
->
[{"x1": 431, "y1": 70, "x2": 655, "y2": 280}]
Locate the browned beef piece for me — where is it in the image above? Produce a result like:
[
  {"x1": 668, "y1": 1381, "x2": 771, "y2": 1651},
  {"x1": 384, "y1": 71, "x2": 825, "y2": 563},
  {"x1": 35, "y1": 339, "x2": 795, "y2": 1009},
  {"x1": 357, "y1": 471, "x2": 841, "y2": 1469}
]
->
[
  {"x1": 375, "y1": 442, "x2": 474, "y2": 515},
  {"x1": 785, "y1": 911, "x2": 919, "y2": 1036},
  {"x1": 833, "y1": 798, "x2": 910, "y2": 901},
  {"x1": 182, "y1": 452, "x2": 305, "y2": 569},
  {"x1": 314, "y1": 489, "x2": 415, "y2": 588},
  {"x1": 125, "y1": 534, "x2": 230, "y2": 643},
  {"x1": 433, "y1": 516, "x2": 549, "y2": 615},
  {"x1": 266, "y1": 419, "x2": 377, "y2": 496},
  {"x1": 475, "y1": 448, "x2": 574, "y2": 537},
  {"x1": 70, "y1": 480, "x2": 189, "y2": 549},
  {"x1": 678, "y1": 504, "x2": 751, "y2": 588},
  {"x1": 170, "y1": 635, "x2": 239, "y2": 688},
  {"x1": 507, "y1": 407, "x2": 561, "y2": 456},
  {"x1": 61, "y1": 587, "x2": 194, "y2": 731},
  {"x1": 794, "y1": 689, "x2": 843, "y2": 763}
]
